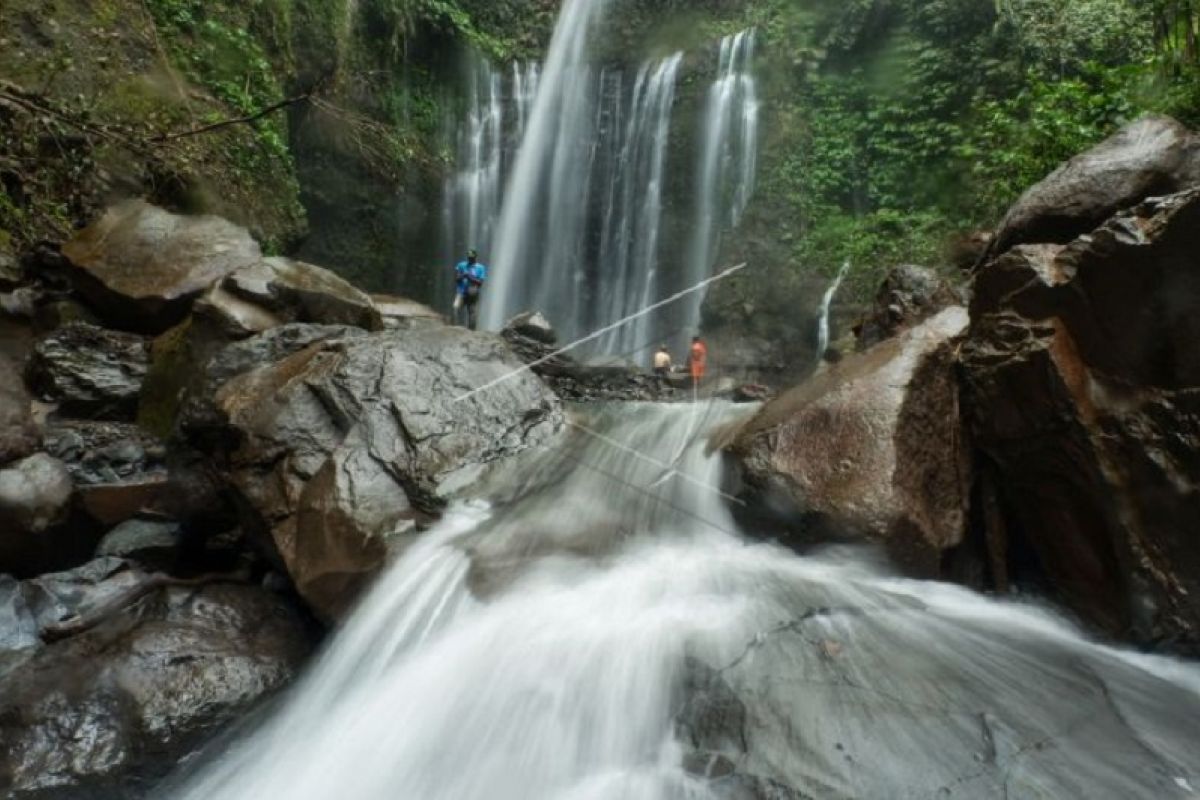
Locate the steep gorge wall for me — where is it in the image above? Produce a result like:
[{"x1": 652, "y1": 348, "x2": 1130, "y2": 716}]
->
[{"x1": 0, "y1": 0, "x2": 557, "y2": 299}]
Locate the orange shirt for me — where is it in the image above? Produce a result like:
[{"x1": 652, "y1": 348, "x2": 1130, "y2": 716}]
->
[{"x1": 689, "y1": 341, "x2": 708, "y2": 378}]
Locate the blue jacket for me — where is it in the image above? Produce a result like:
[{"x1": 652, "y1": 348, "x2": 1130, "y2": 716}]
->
[{"x1": 455, "y1": 261, "x2": 488, "y2": 295}]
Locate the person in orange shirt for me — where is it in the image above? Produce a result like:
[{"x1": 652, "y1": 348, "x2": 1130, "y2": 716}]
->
[{"x1": 688, "y1": 335, "x2": 708, "y2": 387}]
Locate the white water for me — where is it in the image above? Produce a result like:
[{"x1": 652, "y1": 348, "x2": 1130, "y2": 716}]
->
[
  {"x1": 165, "y1": 402, "x2": 1200, "y2": 800},
  {"x1": 457, "y1": 5, "x2": 759, "y2": 357},
  {"x1": 483, "y1": 0, "x2": 611, "y2": 334},
  {"x1": 440, "y1": 57, "x2": 540, "y2": 311},
  {"x1": 816, "y1": 259, "x2": 851, "y2": 362},
  {"x1": 682, "y1": 30, "x2": 761, "y2": 339}
]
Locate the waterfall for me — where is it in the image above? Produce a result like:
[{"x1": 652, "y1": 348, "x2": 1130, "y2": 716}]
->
[
  {"x1": 440, "y1": 57, "x2": 540, "y2": 312},
  {"x1": 481, "y1": 0, "x2": 612, "y2": 334},
  {"x1": 682, "y1": 30, "x2": 760, "y2": 339},
  {"x1": 164, "y1": 402, "x2": 1200, "y2": 800},
  {"x1": 592, "y1": 54, "x2": 683, "y2": 356},
  {"x1": 816, "y1": 260, "x2": 851, "y2": 362}
]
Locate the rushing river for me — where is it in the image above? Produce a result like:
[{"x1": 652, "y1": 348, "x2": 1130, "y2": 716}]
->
[{"x1": 163, "y1": 402, "x2": 1200, "y2": 800}]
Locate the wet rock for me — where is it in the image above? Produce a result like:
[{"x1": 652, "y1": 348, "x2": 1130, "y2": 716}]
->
[
  {"x1": 725, "y1": 307, "x2": 971, "y2": 574},
  {"x1": 0, "y1": 352, "x2": 39, "y2": 465},
  {"x1": 208, "y1": 327, "x2": 563, "y2": 619},
  {"x1": 27, "y1": 322, "x2": 150, "y2": 420},
  {"x1": 61, "y1": 201, "x2": 262, "y2": 332},
  {"x1": 178, "y1": 323, "x2": 366, "y2": 441},
  {"x1": 194, "y1": 281, "x2": 283, "y2": 338},
  {"x1": 43, "y1": 420, "x2": 169, "y2": 528},
  {"x1": 222, "y1": 256, "x2": 384, "y2": 331},
  {"x1": 0, "y1": 566, "x2": 312, "y2": 798},
  {"x1": 963, "y1": 188, "x2": 1200, "y2": 650},
  {"x1": 373, "y1": 294, "x2": 445, "y2": 330},
  {"x1": 95, "y1": 517, "x2": 182, "y2": 568},
  {"x1": 501, "y1": 319, "x2": 676, "y2": 403},
  {"x1": 986, "y1": 115, "x2": 1200, "y2": 259},
  {"x1": 854, "y1": 265, "x2": 963, "y2": 350},
  {"x1": 504, "y1": 310, "x2": 557, "y2": 344}
]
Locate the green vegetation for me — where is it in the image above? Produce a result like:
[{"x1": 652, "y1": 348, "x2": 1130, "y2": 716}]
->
[{"x1": 688, "y1": 0, "x2": 1200, "y2": 296}]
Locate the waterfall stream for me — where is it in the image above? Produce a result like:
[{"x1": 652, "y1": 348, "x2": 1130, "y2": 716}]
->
[
  {"x1": 164, "y1": 402, "x2": 1200, "y2": 800},
  {"x1": 816, "y1": 260, "x2": 851, "y2": 363},
  {"x1": 439, "y1": 0, "x2": 760, "y2": 358}
]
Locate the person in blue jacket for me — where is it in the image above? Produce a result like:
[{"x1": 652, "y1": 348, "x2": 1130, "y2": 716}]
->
[{"x1": 453, "y1": 249, "x2": 488, "y2": 330}]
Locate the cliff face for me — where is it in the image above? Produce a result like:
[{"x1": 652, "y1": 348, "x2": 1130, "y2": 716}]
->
[{"x1": 0, "y1": 0, "x2": 557, "y2": 298}]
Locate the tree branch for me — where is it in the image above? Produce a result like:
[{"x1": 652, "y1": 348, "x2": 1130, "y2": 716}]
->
[{"x1": 150, "y1": 92, "x2": 313, "y2": 143}]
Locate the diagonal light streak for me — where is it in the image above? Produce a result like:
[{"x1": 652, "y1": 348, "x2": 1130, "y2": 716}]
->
[{"x1": 452, "y1": 261, "x2": 748, "y2": 404}]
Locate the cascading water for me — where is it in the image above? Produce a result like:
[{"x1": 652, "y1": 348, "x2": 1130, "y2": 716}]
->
[
  {"x1": 479, "y1": 43, "x2": 685, "y2": 354},
  {"x1": 440, "y1": 56, "x2": 540, "y2": 311},
  {"x1": 165, "y1": 401, "x2": 1200, "y2": 800},
  {"x1": 682, "y1": 30, "x2": 760, "y2": 339},
  {"x1": 816, "y1": 260, "x2": 851, "y2": 362}
]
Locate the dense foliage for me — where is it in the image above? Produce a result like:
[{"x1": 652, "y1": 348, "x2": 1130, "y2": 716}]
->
[{"x1": 692, "y1": 0, "x2": 1200, "y2": 296}]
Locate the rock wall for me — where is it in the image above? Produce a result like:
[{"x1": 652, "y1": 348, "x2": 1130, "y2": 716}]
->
[{"x1": 723, "y1": 116, "x2": 1200, "y2": 653}]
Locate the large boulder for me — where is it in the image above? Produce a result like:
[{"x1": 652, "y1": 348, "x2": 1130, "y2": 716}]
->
[
  {"x1": 963, "y1": 188, "x2": 1200, "y2": 650},
  {"x1": 221, "y1": 257, "x2": 384, "y2": 332},
  {"x1": 62, "y1": 201, "x2": 262, "y2": 332},
  {"x1": 986, "y1": 115, "x2": 1200, "y2": 259},
  {"x1": 854, "y1": 264, "x2": 963, "y2": 350},
  {"x1": 0, "y1": 353, "x2": 39, "y2": 465},
  {"x1": 27, "y1": 321, "x2": 150, "y2": 420},
  {"x1": 725, "y1": 306, "x2": 971, "y2": 574},
  {"x1": 0, "y1": 559, "x2": 312, "y2": 797},
  {"x1": 208, "y1": 326, "x2": 563, "y2": 619}
]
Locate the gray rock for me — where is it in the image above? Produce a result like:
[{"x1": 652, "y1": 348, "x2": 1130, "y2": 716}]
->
[
  {"x1": 0, "y1": 568, "x2": 312, "y2": 798},
  {"x1": 28, "y1": 322, "x2": 150, "y2": 420},
  {"x1": 95, "y1": 517, "x2": 182, "y2": 566},
  {"x1": 0, "y1": 352, "x2": 39, "y2": 466},
  {"x1": 43, "y1": 420, "x2": 169, "y2": 529},
  {"x1": 503, "y1": 310, "x2": 557, "y2": 344},
  {"x1": 62, "y1": 201, "x2": 262, "y2": 332},
  {"x1": 987, "y1": 115, "x2": 1200, "y2": 258},
  {"x1": 373, "y1": 294, "x2": 445, "y2": 330},
  {"x1": 208, "y1": 326, "x2": 563, "y2": 619},
  {"x1": 179, "y1": 323, "x2": 366, "y2": 438},
  {"x1": 855, "y1": 265, "x2": 963, "y2": 350},
  {"x1": 223, "y1": 256, "x2": 384, "y2": 331}
]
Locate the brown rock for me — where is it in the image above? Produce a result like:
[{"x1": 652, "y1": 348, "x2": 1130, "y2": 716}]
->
[
  {"x1": 726, "y1": 307, "x2": 971, "y2": 573},
  {"x1": 223, "y1": 257, "x2": 384, "y2": 331},
  {"x1": 62, "y1": 201, "x2": 262, "y2": 332},
  {"x1": 986, "y1": 115, "x2": 1200, "y2": 260},
  {"x1": 963, "y1": 188, "x2": 1200, "y2": 650}
]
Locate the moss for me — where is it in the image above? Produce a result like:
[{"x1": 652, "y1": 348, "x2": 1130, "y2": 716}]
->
[{"x1": 138, "y1": 317, "x2": 197, "y2": 439}]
